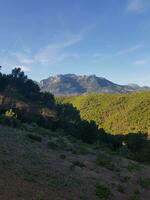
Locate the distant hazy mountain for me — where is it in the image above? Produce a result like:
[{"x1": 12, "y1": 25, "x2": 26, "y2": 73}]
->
[{"x1": 39, "y1": 74, "x2": 150, "y2": 96}]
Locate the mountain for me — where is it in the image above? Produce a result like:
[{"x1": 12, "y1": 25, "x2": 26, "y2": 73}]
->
[{"x1": 40, "y1": 74, "x2": 150, "y2": 96}]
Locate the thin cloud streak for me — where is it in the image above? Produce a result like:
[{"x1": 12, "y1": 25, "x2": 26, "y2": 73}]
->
[
  {"x1": 92, "y1": 44, "x2": 143, "y2": 62},
  {"x1": 34, "y1": 33, "x2": 83, "y2": 65},
  {"x1": 127, "y1": 0, "x2": 150, "y2": 13},
  {"x1": 115, "y1": 44, "x2": 142, "y2": 56},
  {"x1": 132, "y1": 58, "x2": 149, "y2": 65}
]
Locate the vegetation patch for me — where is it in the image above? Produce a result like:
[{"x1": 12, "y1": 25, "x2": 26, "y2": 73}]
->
[
  {"x1": 23, "y1": 172, "x2": 35, "y2": 182},
  {"x1": 120, "y1": 176, "x2": 130, "y2": 183},
  {"x1": 72, "y1": 160, "x2": 85, "y2": 168},
  {"x1": 27, "y1": 133, "x2": 42, "y2": 142},
  {"x1": 139, "y1": 177, "x2": 150, "y2": 189},
  {"x1": 58, "y1": 93, "x2": 150, "y2": 135},
  {"x1": 95, "y1": 183, "x2": 111, "y2": 199},
  {"x1": 129, "y1": 195, "x2": 141, "y2": 200},
  {"x1": 126, "y1": 162, "x2": 141, "y2": 172},
  {"x1": 117, "y1": 184, "x2": 125, "y2": 193},
  {"x1": 96, "y1": 152, "x2": 115, "y2": 170},
  {"x1": 72, "y1": 144, "x2": 89, "y2": 155},
  {"x1": 60, "y1": 154, "x2": 66, "y2": 159},
  {"x1": 134, "y1": 189, "x2": 140, "y2": 195},
  {"x1": 47, "y1": 140, "x2": 58, "y2": 150},
  {"x1": 48, "y1": 171, "x2": 80, "y2": 188}
]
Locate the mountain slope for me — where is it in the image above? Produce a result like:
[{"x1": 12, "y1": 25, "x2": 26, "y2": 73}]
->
[
  {"x1": 57, "y1": 92, "x2": 150, "y2": 134},
  {"x1": 40, "y1": 74, "x2": 150, "y2": 96},
  {"x1": 0, "y1": 125, "x2": 150, "y2": 200}
]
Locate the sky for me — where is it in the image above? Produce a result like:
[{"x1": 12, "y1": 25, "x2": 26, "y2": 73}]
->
[{"x1": 0, "y1": 0, "x2": 150, "y2": 86}]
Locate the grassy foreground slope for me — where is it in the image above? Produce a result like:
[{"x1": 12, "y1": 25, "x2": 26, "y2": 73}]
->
[
  {"x1": 57, "y1": 92, "x2": 150, "y2": 134},
  {"x1": 0, "y1": 125, "x2": 150, "y2": 200}
]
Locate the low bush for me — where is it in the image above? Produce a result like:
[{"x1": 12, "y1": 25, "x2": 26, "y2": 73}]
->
[
  {"x1": 96, "y1": 152, "x2": 114, "y2": 170},
  {"x1": 126, "y1": 162, "x2": 141, "y2": 172},
  {"x1": 0, "y1": 116, "x2": 19, "y2": 127},
  {"x1": 117, "y1": 184, "x2": 125, "y2": 193},
  {"x1": 95, "y1": 183, "x2": 111, "y2": 199},
  {"x1": 48, "y1": 141, "x2": 58, "y2": 150},
  {"x1": 27, "y1": 134, "x2": 42, "y2": 142},
  {"x1": 139, "y1": 177, "x2": 150, "y2": 189},
  {"x1": 72, "y1": 160, "x2": 85, "y2": 168},
  {"x1": 60, "y1": 154, "x2": 66, "y2": 159},
  {"x1": 129, "y1": 195, "x2": 141, "y2": 200}
]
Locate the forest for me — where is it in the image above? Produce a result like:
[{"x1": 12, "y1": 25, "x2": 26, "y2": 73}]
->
[{"x1": 57, "y1": 92, "x2": 150, "y2": 135}]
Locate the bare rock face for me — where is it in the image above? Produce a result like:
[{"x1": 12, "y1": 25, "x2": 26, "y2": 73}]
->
[{"x1": 39, "y1": 74, "x2": 150, "y2": 96}]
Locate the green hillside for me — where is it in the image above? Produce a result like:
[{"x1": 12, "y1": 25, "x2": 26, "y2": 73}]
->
[{"x1": 57, "y1": 92, "x2": 150, "y2": 134}]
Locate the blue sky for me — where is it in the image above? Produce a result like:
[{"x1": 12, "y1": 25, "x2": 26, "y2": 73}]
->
[{"x1": 0, "y1": 0, "x2": 150, "y2": 86}]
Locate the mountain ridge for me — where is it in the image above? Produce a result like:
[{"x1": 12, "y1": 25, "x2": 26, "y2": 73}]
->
[{"x1": 40, "y1": 74, "x2": 150, "y2": 96}]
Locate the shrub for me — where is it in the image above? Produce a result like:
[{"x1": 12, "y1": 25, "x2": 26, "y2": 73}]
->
[
  {"x1": 48, "y1": 141, "x2": 58, "y2": 150},
  {"x1": 27, "y1": 134, "x2": 42, "y2": 142},
  {"x1": 36, "y1": 196, "x2": 44, "y2": 200},
  {"x1": 4, "y1": 109, "x2": 17, "y2": 118},
  {"x1": 74, "y1": 120, "x2": 99, "y2": 144},
  {"x1": 96, "y1": 152, "x2": 114, "y2": 170},
  {"x1": 23, "y1": 171, "x2": 35, "y2": 182},
  {"x1": 117, "y1": 184, "x2": 125, "y2": 193},
  {"x1": 60, "y1": 154, "x2": 66, "y2": 159},
  {"x1": 139, "y1": 177, "x2": 150, "y2": 188},
  {"x1": 126, "y1": 162, "x2": 141, "y2": 172},
  {"x1": 95, "y1": 183, "x2": 111, "y2": 199},
  {"x1": 129, "y1": 195, "x2": 141, "y2": 200},
  {"x1": 120, "y1": 176, "x2": 130, "y2": 183},
  {"x1": 57, "y1": 137, "x2": 68, "y2": 149},
  {"x1": 72, "y1": 160, "x2": 85, "y2": 168},
  {"x1": 125, "y1": 133, "x2": 147, "y2": 153},
  {"x1": 0, "y1": 110, "x2": 19, "y2": 127},
  {"x1": 134, "y1": 189, "x2": 140, "y2": 195},
  {"x1": 75, "y1": 144, "x2": 89, "y2": 155}
]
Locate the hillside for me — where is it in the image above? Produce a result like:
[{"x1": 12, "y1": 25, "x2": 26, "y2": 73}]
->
[
  {"x1": 0, "y1": 125, "x2": 150, "y2": 200},
  {"x1": 40, "y1": 74, "x2": 150, "y2": 96},
  {"x1": 1, "y1": 68, "x2": 150, "y2": 200},
  {"x1": 57, "y1": 92, "x2": 150, "y2": 134}
]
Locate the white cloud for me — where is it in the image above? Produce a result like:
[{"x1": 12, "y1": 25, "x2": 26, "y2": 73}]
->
[
  {"x1": 132, "y1": 58, "x2": 149, "y2": 65},
  {"x1": 9, "y1": 31, "x2": 85, "y2": 67},
  {"x1": 12, "y1": 65, "x2": 31, "y2": 72},
  {"x1": 115, "y1": 44, "x2": 142, "y2": 56},
  {"x1": 0, "y1": 25, "x2": 93, "y2": 70},
  {"x1": 11, "y1": 52, "x2": 33, "y2": 65},
  {"x1": 34, "y1": 34, "x2": 82, "y2": 65},
  {"x1": 0, "y1": 64, "x2": 31, "y2": 74},
  {"x1": 127, "y1": 0, "x2": 144, "y2": 13},
  {"x1": 127, "y1": 0, "x2": 150, "y2": 13},
  {"x1": 20, "y1": 66, "x2": 31, "y2": 72}
]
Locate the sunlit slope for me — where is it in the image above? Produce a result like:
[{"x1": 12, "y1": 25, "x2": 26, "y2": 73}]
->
[{"x1": 57, "y1": 92, "x2": 150, "y2": 134}]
